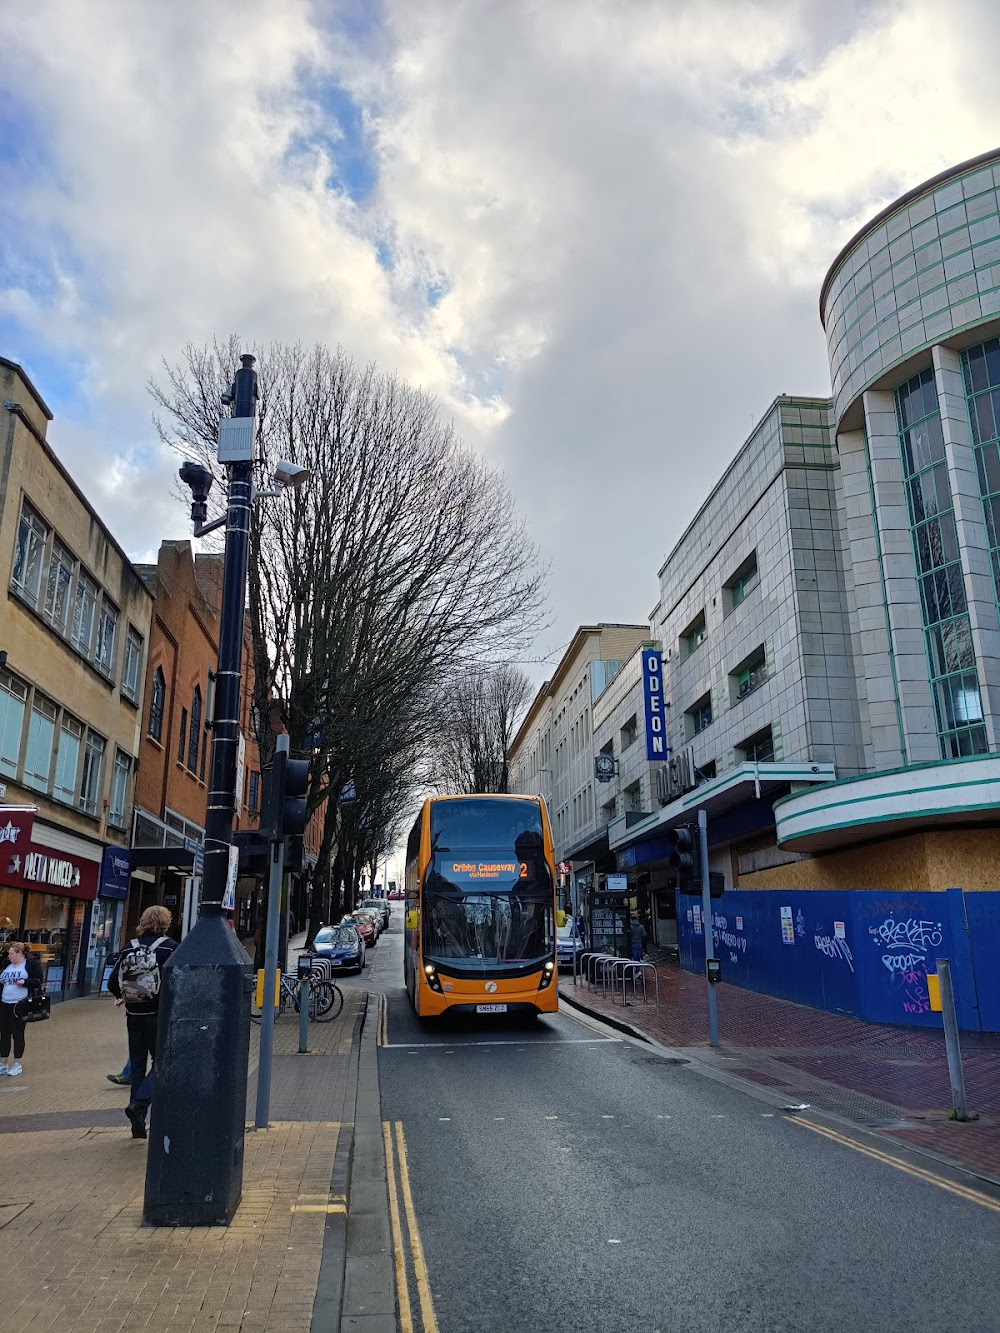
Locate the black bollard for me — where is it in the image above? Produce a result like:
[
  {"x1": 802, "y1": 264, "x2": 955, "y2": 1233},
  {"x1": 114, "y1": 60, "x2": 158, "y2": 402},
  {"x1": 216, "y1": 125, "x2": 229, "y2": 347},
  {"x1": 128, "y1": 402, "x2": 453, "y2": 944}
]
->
[{"x1": 143, "y1": 913, "x2": 252, "y2": 1225}]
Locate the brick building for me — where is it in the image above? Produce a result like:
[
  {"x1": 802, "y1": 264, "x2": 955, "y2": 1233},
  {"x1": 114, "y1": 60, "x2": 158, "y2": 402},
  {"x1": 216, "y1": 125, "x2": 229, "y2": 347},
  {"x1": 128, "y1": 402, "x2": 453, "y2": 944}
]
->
[{"x1": 129, "y1": 540, "x2": 262, "y2": 938}]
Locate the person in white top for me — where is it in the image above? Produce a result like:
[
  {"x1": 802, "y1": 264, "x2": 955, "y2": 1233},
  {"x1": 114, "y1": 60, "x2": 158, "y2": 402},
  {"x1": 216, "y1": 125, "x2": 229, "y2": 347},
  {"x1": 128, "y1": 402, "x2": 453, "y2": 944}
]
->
[{"x1": 0, "y1": 942, "x2": 42, "y2": 1076}]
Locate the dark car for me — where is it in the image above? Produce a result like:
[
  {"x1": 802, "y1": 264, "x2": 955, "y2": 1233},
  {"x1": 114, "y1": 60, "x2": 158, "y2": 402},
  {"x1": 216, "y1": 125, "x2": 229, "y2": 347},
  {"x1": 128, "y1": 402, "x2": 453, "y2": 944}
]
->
[{"x1": 311, "y1": 924, "x2": 365, "y2": 974}]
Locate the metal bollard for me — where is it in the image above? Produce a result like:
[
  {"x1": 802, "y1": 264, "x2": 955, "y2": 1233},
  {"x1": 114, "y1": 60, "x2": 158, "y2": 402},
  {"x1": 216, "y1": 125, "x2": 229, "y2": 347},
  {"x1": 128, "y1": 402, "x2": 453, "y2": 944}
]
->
[
  {"x1": 934, "y1": 958, "x2": 970, "y2": 1122},
  {"x1": 297, "y1": 955, "x2": 311, "y2": 1054}
]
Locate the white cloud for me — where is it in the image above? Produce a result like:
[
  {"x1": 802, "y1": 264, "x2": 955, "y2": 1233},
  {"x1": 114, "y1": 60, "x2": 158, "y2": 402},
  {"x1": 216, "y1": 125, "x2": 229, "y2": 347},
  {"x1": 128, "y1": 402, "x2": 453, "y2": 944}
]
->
[{"x1": 1, "y1": 0, "x2": 998, "y2": 672}]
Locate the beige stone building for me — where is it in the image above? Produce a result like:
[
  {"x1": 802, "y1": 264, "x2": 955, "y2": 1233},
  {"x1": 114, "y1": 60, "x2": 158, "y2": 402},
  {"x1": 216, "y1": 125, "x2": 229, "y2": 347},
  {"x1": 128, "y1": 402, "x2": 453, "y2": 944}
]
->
[
  {"x1": 507, "y1": 624, "x2": 650, "y2": 865},
  {"x1": 0, "y1": 358, "x2": 153, "y2": 996}
]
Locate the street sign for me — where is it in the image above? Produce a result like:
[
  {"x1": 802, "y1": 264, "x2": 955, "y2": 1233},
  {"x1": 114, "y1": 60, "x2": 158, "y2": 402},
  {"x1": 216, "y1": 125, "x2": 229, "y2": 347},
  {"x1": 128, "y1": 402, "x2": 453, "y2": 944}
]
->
[
  {"x1": 235, "y1": 732, "x2": 246, "y2": 817},
  {"x1": 222, "y1": 845, "x2": 239, "y2": 911}
]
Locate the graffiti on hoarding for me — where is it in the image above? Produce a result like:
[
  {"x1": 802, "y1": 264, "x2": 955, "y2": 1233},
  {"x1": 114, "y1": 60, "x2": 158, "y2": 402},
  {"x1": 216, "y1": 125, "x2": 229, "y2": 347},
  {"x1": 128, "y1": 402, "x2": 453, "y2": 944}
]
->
[
  {"x1": 814, "y1": 933, "x2": 854, "y2": 972},
  {"x1": 869, "y1": 916, "x2": 943, "y2": 974}
]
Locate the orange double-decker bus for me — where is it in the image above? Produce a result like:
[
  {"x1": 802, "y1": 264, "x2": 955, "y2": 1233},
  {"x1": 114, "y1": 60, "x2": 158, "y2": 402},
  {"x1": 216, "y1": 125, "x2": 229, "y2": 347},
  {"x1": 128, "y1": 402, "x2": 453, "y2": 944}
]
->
[{"x1": 403, "y1": 794, "x2": 559, "y2": 1019}]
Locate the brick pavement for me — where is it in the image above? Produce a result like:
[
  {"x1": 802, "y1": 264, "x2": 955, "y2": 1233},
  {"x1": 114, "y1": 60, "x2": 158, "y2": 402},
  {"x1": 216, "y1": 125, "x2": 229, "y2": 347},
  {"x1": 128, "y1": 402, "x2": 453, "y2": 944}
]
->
[
  {"x1": 0, "y1": 984, "x2": 366, "y2": 1333},
  {"x1": 561, "y1": 958, "x2": 1000, "y2": 1183}
]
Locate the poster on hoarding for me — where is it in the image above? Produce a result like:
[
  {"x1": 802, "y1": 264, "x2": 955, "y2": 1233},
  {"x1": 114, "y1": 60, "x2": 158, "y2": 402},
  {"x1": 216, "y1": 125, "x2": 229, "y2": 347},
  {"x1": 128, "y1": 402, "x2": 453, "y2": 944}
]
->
[{"x1": 780, "y1": 905, "x2": 795, "y2": 944}]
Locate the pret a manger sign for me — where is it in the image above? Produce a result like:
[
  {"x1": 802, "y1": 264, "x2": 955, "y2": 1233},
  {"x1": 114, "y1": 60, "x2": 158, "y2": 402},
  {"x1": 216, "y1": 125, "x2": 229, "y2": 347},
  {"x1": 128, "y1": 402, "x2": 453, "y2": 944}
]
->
[{"x1": 642, "y1": 649, "x2": 668, "y2": 761}]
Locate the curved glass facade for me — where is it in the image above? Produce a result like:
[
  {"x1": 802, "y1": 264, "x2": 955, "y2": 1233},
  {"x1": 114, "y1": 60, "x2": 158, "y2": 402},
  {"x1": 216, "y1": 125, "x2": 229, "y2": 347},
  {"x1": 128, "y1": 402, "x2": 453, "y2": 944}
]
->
[{"x1": 823, "y1": 155, "x2": 1000, "y2": 428}]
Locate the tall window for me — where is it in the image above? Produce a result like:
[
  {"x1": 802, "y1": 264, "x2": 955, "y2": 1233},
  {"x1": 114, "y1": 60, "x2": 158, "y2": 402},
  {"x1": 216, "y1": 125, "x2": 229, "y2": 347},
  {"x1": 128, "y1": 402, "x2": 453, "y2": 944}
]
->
[
  {"x1": 686, "y1": 692, "x2": 713, "y2": 738},
  {"x1": 122, "y1": 628, "x2": 143, "y2": 703},
  {"x1": 178, "y1": 707, "x2": 188, "y2": 764},
  {"x1": 94, "y1": 600, "x2": 118, "y2": 676},
  {"x1": 726, "y1": 551, "x2": 759, "y2": 613},
  {"x1": 79, "y1": 731, "x2": 105, "y2": 816},
  {"x1": 108, "y1": 750, "x2": 131, "y2": 829},
  {"x1": 188, "y1": 687, "x2": 201, "y2": 773},
  {"x1": 44, "y1": 540, "x2": 75, "y2": 633},
  {"x1": 739, "y1": 725, "x2": 775, "y2": 764},
  {"x1": 23, "y1": 695, "x2": 57, "y2": 792},
  {"x1": 962, "y1": 338, "x2": 1000, "y2": 604},
  {"x1": 53, "y1": 715, "x2": 82, "y2": 804},
  {"x1": 896, "y1": 367, "x2": 987, "y2": 758},
  {"x1": 0, "y1": 672, "x2": 27, "y2": 778},
  {"x1": 248, "y1": 770, "x2": 260, "y2": 812},
  {"x1": 148, "y1": 667, "x2": 165, "y2": 740},
  {"x1": 11, "y1": 502, "x2": 47, "y2": 607},
  {"x1": 72, "y1": 574, "x2": 98, "y2": 655}
]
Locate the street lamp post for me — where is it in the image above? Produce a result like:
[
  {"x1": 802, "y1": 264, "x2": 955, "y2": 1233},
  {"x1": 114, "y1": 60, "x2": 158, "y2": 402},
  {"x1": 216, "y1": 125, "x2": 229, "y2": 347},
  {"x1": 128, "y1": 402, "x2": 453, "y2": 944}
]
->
[{"x1": 144, "y1": 355, "x2": 259, "y2": 1226}]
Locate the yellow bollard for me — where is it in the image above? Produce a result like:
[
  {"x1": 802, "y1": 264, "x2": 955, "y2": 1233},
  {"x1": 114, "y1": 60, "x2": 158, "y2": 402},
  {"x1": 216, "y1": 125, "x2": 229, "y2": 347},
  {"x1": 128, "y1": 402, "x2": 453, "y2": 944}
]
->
[{"x1": 256, "y1": 969, "x2": 281, "y2": 1009}]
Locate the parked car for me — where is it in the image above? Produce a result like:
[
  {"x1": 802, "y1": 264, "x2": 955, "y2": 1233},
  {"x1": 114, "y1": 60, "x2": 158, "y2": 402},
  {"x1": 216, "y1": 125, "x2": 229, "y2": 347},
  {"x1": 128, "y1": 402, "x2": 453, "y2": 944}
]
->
[
  {"x1": 556, "y1": 920, "x2": 584, "y2": 969},
  {"x1": 347, "y1": 912, "x2": 377, "y2": 946},
  {"x1": 356, "y1": 907, "x2": 384, "y2": 937},
  {"x1": 360, "y1": 897, "x2": 390, "y2": 929},
  {"x1": 311, "y1": 923, "x2": 365, "y2": 974}
]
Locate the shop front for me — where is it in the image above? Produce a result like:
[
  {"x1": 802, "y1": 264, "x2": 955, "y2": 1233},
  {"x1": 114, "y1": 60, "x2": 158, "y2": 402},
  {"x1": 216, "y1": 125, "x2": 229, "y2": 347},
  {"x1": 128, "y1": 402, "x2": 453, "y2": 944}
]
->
[{"x1": 0, "y1": 806, "x2": 100, "y2": 999}]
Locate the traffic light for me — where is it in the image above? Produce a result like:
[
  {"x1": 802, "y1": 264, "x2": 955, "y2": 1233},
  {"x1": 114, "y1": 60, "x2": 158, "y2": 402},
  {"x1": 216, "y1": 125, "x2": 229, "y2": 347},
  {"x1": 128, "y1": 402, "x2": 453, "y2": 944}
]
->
[
  {"x1": 666, "y1": 824, "x2": 697, "y2": 881},
  {"x1": 282, "y1": 758, "x2": 310, "y2": 864}
]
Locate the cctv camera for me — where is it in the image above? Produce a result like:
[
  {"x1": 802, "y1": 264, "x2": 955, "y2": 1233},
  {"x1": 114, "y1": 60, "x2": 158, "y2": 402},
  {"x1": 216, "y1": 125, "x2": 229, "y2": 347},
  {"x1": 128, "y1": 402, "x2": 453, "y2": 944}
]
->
[
  {"x1": 179, "y1": 461, "x2": 215, "y2": 525},
  {"x1": 273, "y1": 460, "x2": 310, "y2": 490}
]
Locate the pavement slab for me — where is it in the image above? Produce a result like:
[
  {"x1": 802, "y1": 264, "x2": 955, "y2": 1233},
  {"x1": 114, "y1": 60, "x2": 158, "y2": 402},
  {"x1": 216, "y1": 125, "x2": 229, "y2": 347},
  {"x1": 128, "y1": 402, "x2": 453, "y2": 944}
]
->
[{"x1": 0, "y1": 978, "x2": 367, "y2": 1333}]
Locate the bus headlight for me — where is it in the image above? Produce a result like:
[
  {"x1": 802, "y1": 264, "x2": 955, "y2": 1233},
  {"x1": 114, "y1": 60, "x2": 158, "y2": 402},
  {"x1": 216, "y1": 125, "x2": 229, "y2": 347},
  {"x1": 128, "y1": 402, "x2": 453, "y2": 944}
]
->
[
  {"x1": 539, "y1": 960, "x2": 556, "y2": 990},
  {"x1": 424, "y1": 964, "x2": 443, "y2": 993}
]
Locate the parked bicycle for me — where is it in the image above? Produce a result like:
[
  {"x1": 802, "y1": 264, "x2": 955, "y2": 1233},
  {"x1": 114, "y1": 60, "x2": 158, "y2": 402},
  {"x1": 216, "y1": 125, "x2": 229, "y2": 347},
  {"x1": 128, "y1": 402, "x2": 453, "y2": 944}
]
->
[{"x1": 250, "y1": 971, "x2": 344, "y2": 1024}]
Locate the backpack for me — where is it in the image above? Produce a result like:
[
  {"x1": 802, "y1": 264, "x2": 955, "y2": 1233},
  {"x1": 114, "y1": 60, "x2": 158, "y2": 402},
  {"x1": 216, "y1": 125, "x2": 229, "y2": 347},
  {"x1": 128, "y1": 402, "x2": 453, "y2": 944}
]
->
[{"x1": 118, "y1": 937, "x2": 168, "y2": 1004}]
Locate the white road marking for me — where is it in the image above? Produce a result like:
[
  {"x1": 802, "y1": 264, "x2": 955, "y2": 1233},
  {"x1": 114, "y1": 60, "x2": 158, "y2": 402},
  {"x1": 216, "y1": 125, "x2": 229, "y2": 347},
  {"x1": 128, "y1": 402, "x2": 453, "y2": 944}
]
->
[
  {"x1": 761, "y1": 1113, "x2": 775, "y2": 1118},
  {"x1": 439, "y1": 1117, "x2": 451, "y2": 1122},
  {"x1": 493, "y1": 1116, "x2": 505, "y2": 1121},
  {"x1": 545, "y1": 1115, "x2": 558, "y2": 1120},
  {"x1": 608, "y1": 1239, "x2": 622, "y2": 1245},
  {"x1": 602, "y1": 1115, "x2": 615, "y2": 1119}
]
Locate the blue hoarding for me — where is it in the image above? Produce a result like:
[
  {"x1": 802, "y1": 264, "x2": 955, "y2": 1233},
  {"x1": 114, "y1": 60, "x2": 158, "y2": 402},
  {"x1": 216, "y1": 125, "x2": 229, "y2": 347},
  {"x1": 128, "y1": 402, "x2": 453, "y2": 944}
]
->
[
  {"x1": 641, "y1": 649, "x2": 667, "y2": 761},
  {"x1": 677, "y1": 885, "x2": 1000, "y2": 1033}
]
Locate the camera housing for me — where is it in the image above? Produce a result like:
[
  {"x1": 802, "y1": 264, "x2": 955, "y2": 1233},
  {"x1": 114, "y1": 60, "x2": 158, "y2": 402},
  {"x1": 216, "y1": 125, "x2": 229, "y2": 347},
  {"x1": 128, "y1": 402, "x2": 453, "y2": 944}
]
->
[
  {"x1": 179, "y1": 461, "x2": 215, "y2": 526},
  {"x1": 273, "y1": 460, "x2": 310, "y2": 490}
]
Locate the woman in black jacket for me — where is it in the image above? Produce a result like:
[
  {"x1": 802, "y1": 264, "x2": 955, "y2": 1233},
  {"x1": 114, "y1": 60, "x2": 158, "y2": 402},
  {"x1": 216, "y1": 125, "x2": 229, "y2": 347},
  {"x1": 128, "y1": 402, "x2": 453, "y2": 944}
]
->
[{"x1": 0, "y1": 941, "x2": 43, "y2": 1077}]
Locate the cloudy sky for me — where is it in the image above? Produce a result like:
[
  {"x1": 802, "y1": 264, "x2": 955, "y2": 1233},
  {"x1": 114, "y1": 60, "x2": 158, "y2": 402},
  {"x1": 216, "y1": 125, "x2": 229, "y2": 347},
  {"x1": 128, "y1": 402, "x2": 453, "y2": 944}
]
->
[{"x1": 2, "y1": 0, "x2": 999, "y2": 674}]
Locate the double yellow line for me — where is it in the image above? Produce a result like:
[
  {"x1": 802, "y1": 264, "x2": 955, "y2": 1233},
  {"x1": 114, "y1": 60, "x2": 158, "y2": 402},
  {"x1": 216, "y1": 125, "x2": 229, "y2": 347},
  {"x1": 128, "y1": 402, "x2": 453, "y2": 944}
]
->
[
  {"x1": 792, "y1": 1117, "x2": 1000, "y2": 1214},
  {"x1": 383, "y1": 1120, "x2": 439, "y2": 1333}
]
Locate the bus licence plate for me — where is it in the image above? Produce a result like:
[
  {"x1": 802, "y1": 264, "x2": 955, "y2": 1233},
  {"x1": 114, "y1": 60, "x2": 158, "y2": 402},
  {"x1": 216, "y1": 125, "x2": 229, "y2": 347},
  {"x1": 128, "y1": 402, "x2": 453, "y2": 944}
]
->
[{"x1": 476, "y1": 1003, "x2": 508, "y2": 1014}]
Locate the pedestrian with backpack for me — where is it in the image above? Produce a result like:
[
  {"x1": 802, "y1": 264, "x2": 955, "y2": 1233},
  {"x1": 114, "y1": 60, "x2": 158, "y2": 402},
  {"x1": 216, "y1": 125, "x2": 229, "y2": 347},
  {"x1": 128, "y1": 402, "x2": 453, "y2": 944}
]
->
[{"x1": 108, "y1": 905, "x2": 176, "y2": 1139}]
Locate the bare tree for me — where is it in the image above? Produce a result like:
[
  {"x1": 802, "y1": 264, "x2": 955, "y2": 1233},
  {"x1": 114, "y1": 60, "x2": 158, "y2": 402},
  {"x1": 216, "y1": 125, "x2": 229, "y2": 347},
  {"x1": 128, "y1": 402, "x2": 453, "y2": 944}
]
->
[
  {"x1": 432, "y1": 664, "x2": 533, "y2": 794},
  {"x1": 149, "y1": 341, "x2": 547, "y2": 938}
]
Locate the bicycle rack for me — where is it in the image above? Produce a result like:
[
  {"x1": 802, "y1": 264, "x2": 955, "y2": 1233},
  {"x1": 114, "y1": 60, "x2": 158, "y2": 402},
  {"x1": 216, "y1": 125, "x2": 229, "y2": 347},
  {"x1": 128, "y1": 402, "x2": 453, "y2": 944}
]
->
[
  {"x1": 610, "y1": 960, "x2": 659, "y2": 1008},
  {"x1": 307, "y1": 957, "x2": 334, "y2": 982},
  {"x1": 584, "y1": 953, "x2": 620, "y2": 991}
]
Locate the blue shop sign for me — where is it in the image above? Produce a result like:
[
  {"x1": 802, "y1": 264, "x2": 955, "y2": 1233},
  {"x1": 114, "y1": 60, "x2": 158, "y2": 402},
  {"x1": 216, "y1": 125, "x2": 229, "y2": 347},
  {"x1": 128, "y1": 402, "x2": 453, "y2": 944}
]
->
[
  {"x1": 99, "y1": 846, "x2": 131, "y2": 900},
  {"x1": 641, "y1": 650, "x2": 667, "y2": 761}
]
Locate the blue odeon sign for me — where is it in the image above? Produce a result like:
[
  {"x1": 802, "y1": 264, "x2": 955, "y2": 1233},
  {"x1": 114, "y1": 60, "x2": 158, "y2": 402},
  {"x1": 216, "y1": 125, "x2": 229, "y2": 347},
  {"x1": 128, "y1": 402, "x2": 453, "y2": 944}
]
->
[{"x1": 641, "y1": 649, "x2": 667, "y2": 761}]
